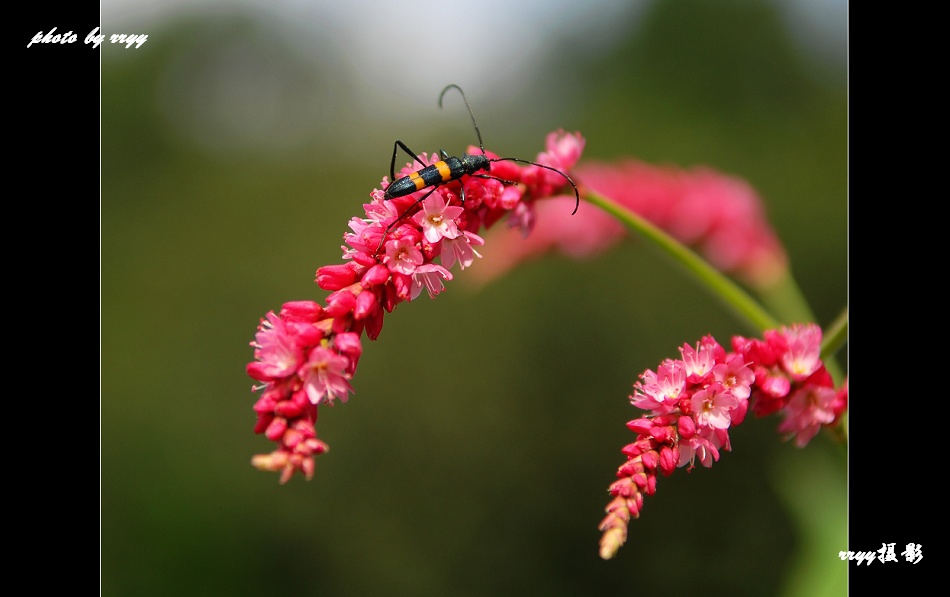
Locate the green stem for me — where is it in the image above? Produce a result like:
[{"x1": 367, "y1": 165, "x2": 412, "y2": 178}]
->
[
  {"x1": 820, "y1": 307, "x2": 848, "y2": 362},
  {"x1": 585, "y1": 189, "x2": 781, "y2": 334}
]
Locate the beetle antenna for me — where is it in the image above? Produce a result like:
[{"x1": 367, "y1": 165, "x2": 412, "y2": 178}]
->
[{"x1": 439, "y1": 84, "x2": 485, "y2": 154}]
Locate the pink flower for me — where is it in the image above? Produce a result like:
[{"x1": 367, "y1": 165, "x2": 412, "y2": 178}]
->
[
  {"x1": 246, "y1": 311, "x2": 307, "y2": 382},
  {"x1": 299, "y1": 345, "x2": 354, "y2": 406},
  {"x1": 733, "y1": 323, "x2": 838, "y2": 423},
  {"x1": 631, "y1": 359, "x2": 685, "y2": 414},
  {"x1": 410, "y1": 263, "x2": 453, "y2": 300},
  {"x1": 680, "y1": 336, "x2": 724, "y2": 382},
  {"x1": 712, "y1": 354, "x2": 755, "y2": 402},
  {"x1": 777, "y1": 323, "x2": 823, "y2": 381},
  {"x1": 412, "y1": 192, "x2": 464, "y2": 243},
  {"x1": 542, "y1": 129, "x2": 585, "y2": 171},
  {"x1": 385, "y1": 236, "x2": 424, "y2": 275},
  {"x1": 777, "y1": 383, "x2": 838, "y2": 447},
  {"x1": 441, "y1": 231, "x2": 484, "y2": 270},
  {"x1": 690, "y1": 383, "x2": 740, "y2": 430},
  {"x1": 677, "y1": 431, "x2": 721, "y2": 469}
]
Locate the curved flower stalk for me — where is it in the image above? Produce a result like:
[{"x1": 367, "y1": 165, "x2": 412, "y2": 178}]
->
[
  {"x1": 246, "y1": 116, "x2": 847, "y2": 571},
  {"x1": 598, "y1": 325, "x2": 848, "y2": 560},
  {"x1": 246, "y1": 131, "x2": 585, "y2": 483}
]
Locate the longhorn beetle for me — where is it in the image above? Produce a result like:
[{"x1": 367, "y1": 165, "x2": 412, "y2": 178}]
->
[{"x1": 377, "y1": 84, "x2": 580, "y2": 253}]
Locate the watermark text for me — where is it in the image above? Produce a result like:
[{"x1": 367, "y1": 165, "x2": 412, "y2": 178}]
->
[
  {"x1": 840, "y1": 543, "x2": 923, "y2": 566},
  {"x1": 27, "y1": 27, "x2": 147, "y2": 49}
]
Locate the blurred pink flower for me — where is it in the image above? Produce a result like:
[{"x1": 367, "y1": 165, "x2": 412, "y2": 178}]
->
[{"x1": 469, "y1": 159, "x2": 788, "y2": 289}]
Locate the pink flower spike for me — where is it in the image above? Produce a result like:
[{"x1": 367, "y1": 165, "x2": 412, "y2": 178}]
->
[
  {"x1": 600, "y1": 326, "x2": 845, "y2": 559},
  {"x1": 248, "y1": 129, "x2": 589, "y2": 484},
  {"x1": 412, "y1": 192, "x2": 464, "y2": 243}
]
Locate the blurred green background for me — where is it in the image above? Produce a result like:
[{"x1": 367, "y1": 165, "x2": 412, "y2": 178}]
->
[{"x1": 101, "y1": 0, "x2": 848, "y2": 595}]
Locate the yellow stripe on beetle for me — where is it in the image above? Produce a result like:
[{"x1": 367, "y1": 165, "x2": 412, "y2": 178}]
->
[
  {"x1": 408, "y1": 171, "x2": 425, "y2": 191},
  {"x1": 434, "y1": 161, "x2": 452, "y2": 182}
]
